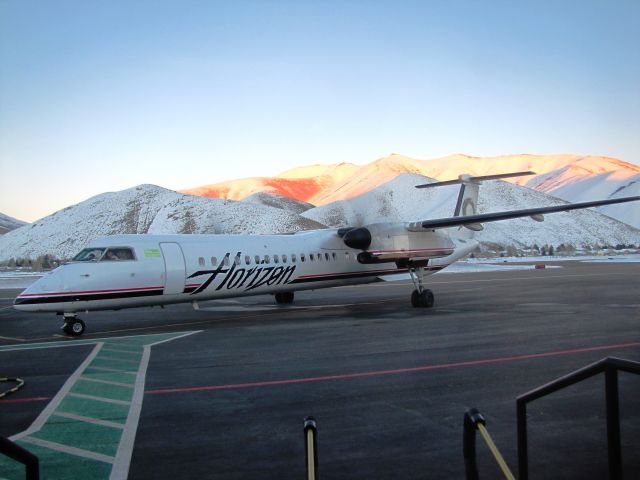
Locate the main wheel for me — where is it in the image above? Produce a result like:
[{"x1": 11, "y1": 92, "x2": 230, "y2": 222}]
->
[
  {"x1": 64, "y1": 318, "x2": 86, "y2": 337},
  {"x1": 411, "y1": 289, "x2": 435, "y2": 308},
  {"x1": 411, "y1": 289, "x2": 421, "y2": 307},
  {"x1": 421, "y1": 289, "x2": 434, "y2": 308},
  {"x1": 275, "y1": 292, "x2": 294, "y2": 304}
]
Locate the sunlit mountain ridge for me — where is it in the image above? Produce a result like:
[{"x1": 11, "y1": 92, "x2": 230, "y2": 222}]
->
[{"x1": 181, "y1": 154, "x2": 640, "y2": 228}]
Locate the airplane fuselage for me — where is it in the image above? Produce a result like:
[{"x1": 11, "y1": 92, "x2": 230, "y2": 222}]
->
[{"x1": 14, "y1": 229, "x2": 476, "y2": 314}]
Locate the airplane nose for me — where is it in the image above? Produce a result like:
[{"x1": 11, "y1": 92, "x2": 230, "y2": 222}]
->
[
  {"x1": 37, "y1": 271, "x2": 65, "y2": 293},
  {"x1": 14, "y1": 271, "x2": 63, "y2": 303},
  {"x1": 14, "y1": 272, "x2": 64, "y2": 311}
]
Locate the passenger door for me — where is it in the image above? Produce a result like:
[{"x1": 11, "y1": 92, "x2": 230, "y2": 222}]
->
[{"x1": 160, "y1": 242, "x2": 186, "y2": 295}]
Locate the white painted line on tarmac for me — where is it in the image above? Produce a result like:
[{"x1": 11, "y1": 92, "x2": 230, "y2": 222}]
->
[
  {"x1": 101, "y1": 347, "x2": 142, "y2": 355},
  {"x1": 11, "y1": 343, "x2": 105, "y2": 440},
  {"x1": 79, "y1": 377, "x2": 134, "y2": 388},
  {"x1": 86, "y1": 366, "x2": 137, "y2": 374},
  {"x1": 21, "y1": 436, "x2": 115, "y2": 464},
  {"x1": 95, "y1": 355, "x2": 140, "y2": 364},
  {"x1": 109, "y1": 346, "x2": 151, "y2": 480},
  {"x1": 68, "y1": 392, "x2": 131, "y2": 406},
  {"x1": 53, "y1": 411, "x2": 125, "y2": 430}
]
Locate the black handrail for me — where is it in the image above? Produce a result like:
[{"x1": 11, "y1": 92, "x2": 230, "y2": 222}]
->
[
  {"x1": 0, "y1": 436, "x2": 39, "y2": 480},
  {"x1": 516, "y1": 356, "x2": 640, "y2": 480}
]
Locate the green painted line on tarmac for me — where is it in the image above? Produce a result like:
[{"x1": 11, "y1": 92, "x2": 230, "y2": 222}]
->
[{"x1": 0, "y1": 331, "x2": 199, "y2": 479}]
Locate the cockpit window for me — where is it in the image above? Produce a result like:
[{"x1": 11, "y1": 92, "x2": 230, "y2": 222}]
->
[
  {"x1": 72, "y1": 248, "x2": 106, "y2": 262},
  {"x1": 101, "y1": 247, "x2": 136, "y2": 261}
]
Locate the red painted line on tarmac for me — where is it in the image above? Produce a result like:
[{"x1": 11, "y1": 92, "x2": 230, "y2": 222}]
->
[
  {"x1": 0, "y1": 396, "x2": 51, "y2": 404},
  {"x1": 145, "y1": 341, "x2": 640, "y2": 395}
]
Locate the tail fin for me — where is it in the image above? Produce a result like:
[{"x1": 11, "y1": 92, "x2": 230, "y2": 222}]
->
[{"x1": 415, "y1": 171, "x2": 535, "y2": 238}]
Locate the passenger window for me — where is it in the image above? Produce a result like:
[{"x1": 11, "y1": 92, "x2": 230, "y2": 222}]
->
[
  {"x1": 345, "y1": 252, "x2": 350, "y2": 260},
  {"x1": 255, "y1": 255, "x2": 261, "y2": 264},
  {"x1": 74, "y1": 248, "x2": 105, "y2": 262},
  {"x1": 234, "y1": 256, "x2": 240, "y2": 265},
  {"x1": 199, "y1": 257, "x2": 205, "y2": 267},
  {"x1": 274, "y1": 255, "x2": 279, "y2": 264},
  {"x1": 309, "y1": 254, "x2": 314, "y2": 261},
  {"x1": 264, "y1": 255, "x2": 270, "y2": 264},
  {"x1": 102, "y1": 248, "x2": 135, "y2": 261},
  {"x1": 291, "y1": 254, "x2": 297, "y2": 263},
  {"x1": 245, "y1": 255, "x2": 251, "y2": 265},
  {"x1": 325, "y1": 253, "x2": 330, "y2": 261},
  {"x1": 316, "y1": 253, "x2": 322, "y2": 261},
  {"x1": 282, "y1": 254, "x2": 288, "y2": 263},
  {"x1": 224, "y1": 257, "x2": 230, "y2": 266},
  {"x1": 211, "y1": 257, "x2": 217, "y2": 266},
  {"x1": 300, "y1": 254, "x2": 305, "y2": 262},
  {"x1": 332, "y1": 252, "x2": 337, "y2": 261}
]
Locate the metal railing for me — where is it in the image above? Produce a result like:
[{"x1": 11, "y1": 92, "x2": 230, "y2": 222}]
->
[
  {"x1": 463, "y1": 408, "x2": 515, "y2": 480},
  {"x1": 0, "y1": 437, "x2": 39, "y2": 480},
  {"x1": 304, "y1": 417, "x2": 318, "y2": 480},
  {"x1": 517, "y1": 356, "x2": 640, "y2": 480}
]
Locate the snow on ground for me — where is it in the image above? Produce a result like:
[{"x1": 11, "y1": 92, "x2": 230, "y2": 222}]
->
[
  {"x1": 0, "y1": 271, "x2": 44, "y2": 289},
  {"x1": 468, "y1": 254, "x2": 640, "y2": 263}
]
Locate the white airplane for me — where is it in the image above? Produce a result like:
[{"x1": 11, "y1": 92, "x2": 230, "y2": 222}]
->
[{"x1": 13, "y1": 172, "x2": 640, "y2": 336}]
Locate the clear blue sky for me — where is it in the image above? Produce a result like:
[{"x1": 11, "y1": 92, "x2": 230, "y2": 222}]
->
[{"x1": 1, "y1": 0, "x2": 639, "y2": 222}]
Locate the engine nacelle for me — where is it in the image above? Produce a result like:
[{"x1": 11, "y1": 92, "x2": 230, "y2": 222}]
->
[
  {"x1": 342, "y1": 227, "x2": 372, "y2": 250},
  {"x1": 340, "y1": 223, "x2": 455, "y2": 263}
]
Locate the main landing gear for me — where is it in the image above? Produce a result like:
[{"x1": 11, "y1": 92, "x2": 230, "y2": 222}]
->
[
  {"x1": 409, "y1": 267, "x2": 434, "y2": 308},
  {"x1": 61, "y1": 315, "x2": 86, "y2": 337},
  {"x1": 274, "y1": 292, "x2": 295, "y2": 304}
]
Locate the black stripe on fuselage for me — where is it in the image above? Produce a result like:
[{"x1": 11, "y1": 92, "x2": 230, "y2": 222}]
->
[
  {"x1": 289, "y1": 268, "x2": 412, "y2": 284},
  {"x1": 14, "y1": 289, "x2": 165, "y2": 305}
]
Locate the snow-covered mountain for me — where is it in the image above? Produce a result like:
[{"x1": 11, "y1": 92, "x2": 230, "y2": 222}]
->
[
  {"x1": 240, "y1": 192, "x2": 314, "y2": 214},
  {"x1": 0, "y1": 213, "x2": 28, "y2": 235},
  {"x1": 1, "y1": 171, "x2": 638, "y2": 262},
  {"x1": 181, "y1": 163, "x2": 359, "y2": 203},
  {"x1": 0, "y1": 185, "x2": 324, "y2": 261},
  {"x1": 302, "y1": 173, "x2": 640, "y2": 249},
  {"x1": 183, "y1": 154, "x2": 640, "y2": 228}
]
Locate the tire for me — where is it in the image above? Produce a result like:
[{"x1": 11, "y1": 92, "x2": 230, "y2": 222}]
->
[
  {"x1": 411, "y1": 290, "x2": 420, "y2": 307},
  {"x1": 421, "y1": 289, "x2": 434, "y2": 308},
  {"x1": 66, "y1": 319, "x2": 85, "y2": 337},
  {"x1": 411, "y1": 289, "x2": 434, "y2": 308}
]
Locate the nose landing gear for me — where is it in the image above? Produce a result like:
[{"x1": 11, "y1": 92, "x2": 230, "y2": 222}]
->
[{"x1": 62, "y1": 315, "x2": 86, "y2": 336}]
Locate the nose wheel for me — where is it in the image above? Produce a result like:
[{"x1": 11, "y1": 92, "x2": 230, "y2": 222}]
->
[{"x1": 62, "y1": 316, "x2": 86, "y2": 336}]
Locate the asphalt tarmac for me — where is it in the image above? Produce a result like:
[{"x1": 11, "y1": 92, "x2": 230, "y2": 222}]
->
[{"x1": 1, "y1": 260, "x2": 639, "y2": 479}]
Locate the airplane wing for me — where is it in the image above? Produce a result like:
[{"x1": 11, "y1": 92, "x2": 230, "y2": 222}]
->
[{"x1": 413, "y1": 196, "x2": 640, "y2": 231}]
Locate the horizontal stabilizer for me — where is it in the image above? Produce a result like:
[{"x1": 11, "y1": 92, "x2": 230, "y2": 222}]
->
[
  {"x1": 417, "y1": 196, "x2": 640, "y2": 230},
  {"x1": 415, "y1": 171, "x2": 535, "y2": 189}
]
